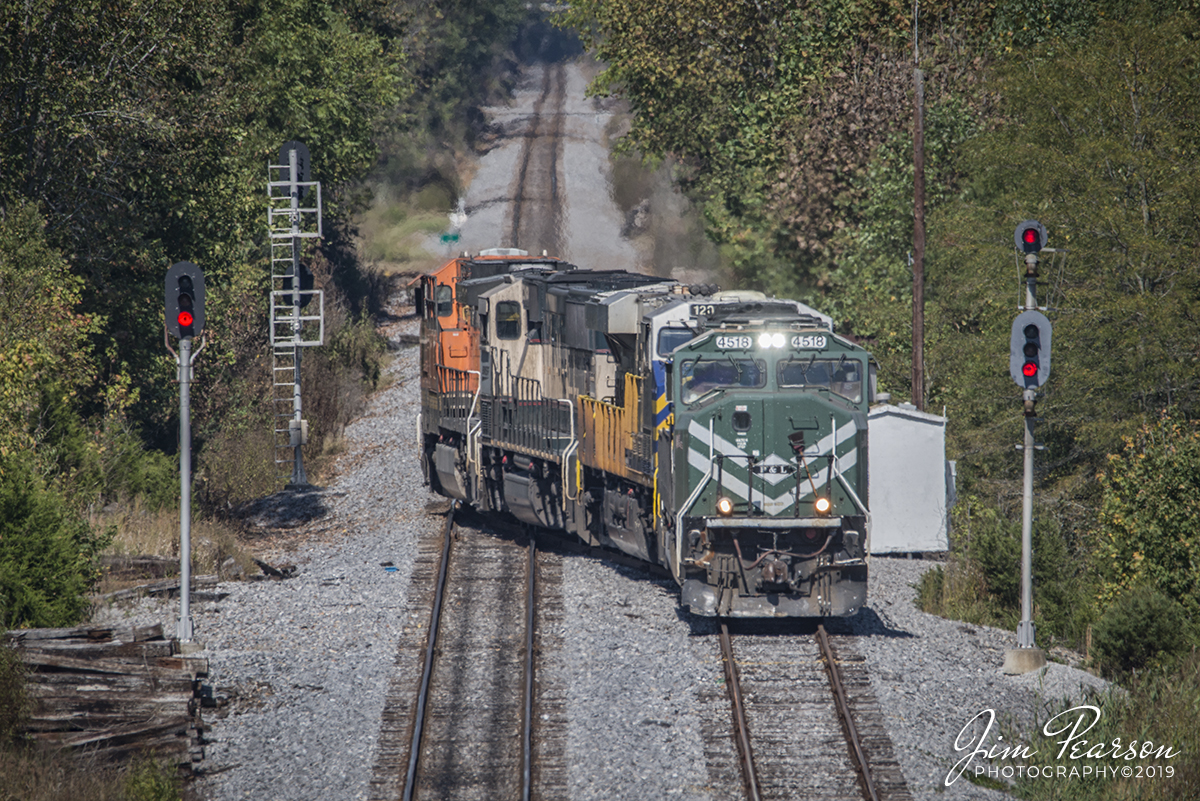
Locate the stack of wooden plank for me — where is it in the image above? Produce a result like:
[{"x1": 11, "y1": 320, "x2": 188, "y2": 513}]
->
[{"x1": 5, "y1": 623, "x2": 208, "y2": 770}]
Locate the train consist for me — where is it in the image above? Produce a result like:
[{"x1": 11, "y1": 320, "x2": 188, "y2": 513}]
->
[{"x1": 416, "y1": 249, "x2": 877, "y2": 617}]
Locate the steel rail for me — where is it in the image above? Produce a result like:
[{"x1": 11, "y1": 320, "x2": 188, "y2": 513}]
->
[
  {"x1": 403, "y1": 501, "x2": 458, "y2": 801},
  {"x1": 816, "y1": 624, "x2": 880, "y2": 801},
  {"x1": 719, "y1": 621, "x2": 762, "y2": 801},
  {"x1": 522, "y1": 536, "x2": 537, "y2": 801}
]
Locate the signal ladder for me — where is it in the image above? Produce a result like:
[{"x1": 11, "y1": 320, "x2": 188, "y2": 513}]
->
[{"x1": 267, "y1": 146, "x2": 324, "y2": 485}]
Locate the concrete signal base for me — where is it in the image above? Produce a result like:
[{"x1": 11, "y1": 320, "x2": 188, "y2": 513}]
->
[{"x1": 1002, "y1": 647, "x2": 1047, "y2": 675}]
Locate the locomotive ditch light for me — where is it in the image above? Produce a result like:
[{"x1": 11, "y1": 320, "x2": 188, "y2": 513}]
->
[
  {"x1": 716, "y1": 496, "x2": 735, "y2": 516},
  {"x1": 814, "y1": 496, "x2": 832, "y2": 516}
]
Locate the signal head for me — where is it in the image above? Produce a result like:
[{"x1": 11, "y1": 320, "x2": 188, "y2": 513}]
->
[
  {"x1": 1009, "y1": 310, "x2": 1051, "y2": 388},
  {"x1": 165, "y1": 262, "x2": 205, "y2": 339},
  {"x1": 1014, "y1": 220, "x2": 1048, "y2": 254}
]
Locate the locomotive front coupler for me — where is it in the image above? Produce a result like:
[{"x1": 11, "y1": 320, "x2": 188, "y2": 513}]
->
[{"x1": 728, "y1": 532, "x2": 832, "y2": 570}]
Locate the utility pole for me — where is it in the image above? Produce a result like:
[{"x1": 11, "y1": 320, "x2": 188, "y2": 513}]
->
[{"x1": 911, "y1": 0, "x2": 926, "y2": 411}]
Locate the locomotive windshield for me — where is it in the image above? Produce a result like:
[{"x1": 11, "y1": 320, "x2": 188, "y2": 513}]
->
[
  {"x1": 681, "y1": 357, "x2": 765, "y2": 404},
  {"x1": 657, "y1": 326, "x2": 695, "y2": 357},
  {"x1": 778, "y1": 357, "x2": 863, "y2": 403}
]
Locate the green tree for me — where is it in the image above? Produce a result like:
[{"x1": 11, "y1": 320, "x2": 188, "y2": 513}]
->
[
  {"x1": 0, "y1": 453, "x2": 102, "y2": 628},
  {"x1": 927, "y1": 11, "x2": 1200, "y2": 494},
  {"x1": 1092, "y1": 414, "x2": 1200, "y2": 621},
  {"x1": 0, "y1": 0, "x2": 409, "y2": 484},
  {"x1": 0, "y1": 202, "x2": 98, "y2": 460}
]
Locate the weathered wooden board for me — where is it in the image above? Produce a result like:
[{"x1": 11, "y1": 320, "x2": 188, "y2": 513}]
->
[
  {"x1": 8, "y1": 623, "x2": 164, "y2": 643},
  {"x1": 99, "y1": 554, "x2": 178, "y2": 579},
  {"x1": 5, "y1": 625, "x2": 208, "y2": 771},
  {"x1": 99, "y1": 574, "x2": 218, "y2": 603}
]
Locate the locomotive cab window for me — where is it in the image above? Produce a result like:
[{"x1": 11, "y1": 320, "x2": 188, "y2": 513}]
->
[
  {"x1": 778, "y1": 357, "x2": 863, "y2": 403},
  {"x1": 495, "y1": 300, "x2": 521, "y2": 340},
  {"x1": 436, "y1": 284, "x2": 453, "y2": 317},
  {"x1": 680, "y1": 357, "x2": 765, "y2": 404},
  {"x1": 657, "y1": 327, "x2": 694, "y2": 357}
]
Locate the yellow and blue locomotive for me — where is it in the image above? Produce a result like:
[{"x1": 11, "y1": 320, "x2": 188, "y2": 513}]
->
[{"x1": 418, "y1": 250, "x2": 876, "y2": 617}]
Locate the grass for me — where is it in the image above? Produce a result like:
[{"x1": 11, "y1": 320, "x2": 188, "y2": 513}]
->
[
  {"x1": 88, "y1": 499, "x2": 256, "y2": 596},
  {"x1": 1007, "y1": 652, "x2": 1200, "y2": 801},
  {"x1": 914, "y1": 553, "x2": 1003, "y2": 630},
  {"x1": 0, "y1": 746, "x2": 182, "y2": 801},
  {"x1": 355, "y1": 184, "x2": 448, "y2": 274}
]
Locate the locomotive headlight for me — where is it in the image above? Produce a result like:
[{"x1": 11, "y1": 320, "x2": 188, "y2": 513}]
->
[
  {"x1": 814, "y1": 496, "x2": 832, "y2": 516},
  {"x1": 756, "y1": 332, "x2": 786, "y2": 349},
  {"x1": 716, "y1": 496, "x2": 735, "y2": 516}
]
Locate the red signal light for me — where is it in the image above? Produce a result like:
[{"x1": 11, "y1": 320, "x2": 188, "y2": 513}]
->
[
  {"x1": 1022, "y1": 361, "x2": 1037, "y2": 377},
  {"x1": 1023, "y1": 229, "x2": 1038, "y2": 245},
  {"x1": 178, "y1": 311, "x2": 194, "y2": 328}
]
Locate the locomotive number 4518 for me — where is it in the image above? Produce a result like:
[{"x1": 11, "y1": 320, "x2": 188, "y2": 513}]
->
[
  {"x1": 716, "y1": 335, "x2": 753, "y2": 350},
  {"x1": 791, "y1": 334, "x2": 827, "y2": 349}
]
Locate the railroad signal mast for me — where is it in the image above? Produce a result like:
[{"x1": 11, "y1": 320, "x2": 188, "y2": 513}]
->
[
  {"x1": 267, "y1": 141, "x2": 324, "y2": 488},
  {"x1": 1003, "y1": 220, "x2": 1054, "y2": 674},
  {"x1": 164, "y1": 261, "x2": 207, "y2": 643}
]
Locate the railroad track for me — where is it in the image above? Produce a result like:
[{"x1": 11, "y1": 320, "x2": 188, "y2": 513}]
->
[
  {"x1": 709, "y1": 621, "x2": 913, "y2": 801},
  {"x1": 369, "y1": 503, "x2": 567, "y2": 800},
  {"x1": 508, "y1": 62, "x2": 566, "y2": 255}
]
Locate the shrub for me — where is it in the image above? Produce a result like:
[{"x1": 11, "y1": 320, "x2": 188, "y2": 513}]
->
[
  {"x1": 122, "y1": 757, "x2": 181, "y2": 801},
  {"x1": 917, "y1": 495, "x2": 1091, "y2": 646},
  {"x1": 1091, "y1": 583, "x2": 1190, "y2": 679},
  {"x1": 1092, "y1": 412, "x2": 1200, "y2": 622},
  {"x1": 0, "y1": 454, "x2": 102, "y2": 629}
]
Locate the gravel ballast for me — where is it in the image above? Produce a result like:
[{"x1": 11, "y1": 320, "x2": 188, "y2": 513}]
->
[{"x1": 92, "y1": 303, "x2": 1108, "y2": 801}]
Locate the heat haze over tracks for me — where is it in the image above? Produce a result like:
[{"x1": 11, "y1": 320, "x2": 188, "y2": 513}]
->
[{"x1": 450, "y1": 60, "x2": 638, "y2": 271}]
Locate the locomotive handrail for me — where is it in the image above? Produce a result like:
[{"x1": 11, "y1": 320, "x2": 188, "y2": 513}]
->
[
  {"x1": 832, "y1": 463, "x2": 870, "y2": 519},
  {"x1": 557, "y1": 398, "x2": 578, "y2": 501},
  {"x1": 578, "y1": 373, "x2": 646, "y2": 478},
  {"x1": 463, "y1": 367, "x2": 484, "y2": 486},
  {"x1": 466, "y1": 370, "x2": 483, "y2": 421},
  {"x1": 674, "y1": 418, "x2": 715, "y2": 579}
]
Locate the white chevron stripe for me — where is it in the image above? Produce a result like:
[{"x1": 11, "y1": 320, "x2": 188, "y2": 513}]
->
[{"x1": 685, "y1": 418, "x2": 860, "y2": 512}]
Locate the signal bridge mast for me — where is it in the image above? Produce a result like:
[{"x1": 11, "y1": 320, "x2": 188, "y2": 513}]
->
[{"x1": 267, "y1": 141, "x2": 324, "y2": 487}]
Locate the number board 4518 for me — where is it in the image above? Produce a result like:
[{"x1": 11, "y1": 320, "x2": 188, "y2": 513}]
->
[
  {"x1": 791, "y1": 334, "x2": 827, "y2": 349},
  {"x1": 715, "y1": 335, "x2": 752, "y2": 350}
]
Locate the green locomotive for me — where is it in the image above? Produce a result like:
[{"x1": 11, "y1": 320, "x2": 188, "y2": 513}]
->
[{"x1": 663, "y1": 300, "x2": 871, "y2": 616}]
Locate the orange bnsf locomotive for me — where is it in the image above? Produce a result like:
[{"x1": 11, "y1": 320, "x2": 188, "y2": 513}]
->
[{"x1": 417, "y1": 248, "x2": 877, "y2": 617}]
